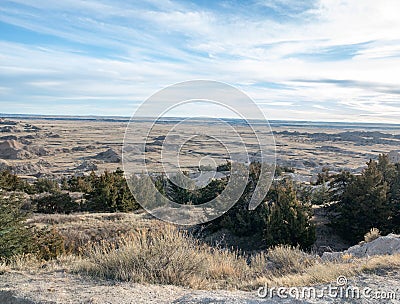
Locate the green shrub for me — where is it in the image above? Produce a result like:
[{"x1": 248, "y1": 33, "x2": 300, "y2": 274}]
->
[
  {"x1": 67, "y1": 172, "x2": 95, "y2": 193},
  {"x1": 0, "y1": 194, "x2": 34, "y2": 259},
  {"x1": 84, "y1": 169, "x2": 139, "y2": 212},
  {"x1": 209, "y1": 162, "x2": 267, "y2": 238},
  {"x1": 274, "y1": 165, "x2": 295, "y2": 177},
  {"x1": 0, "y1": 193, "x2": 67, "y2": 261},
  {"x1": 208, "y1": 163, "x2": 315, "y2": 250},
  {"x1": 33, "y1": 226, "x2": 66, "y2": 260},
  {"x1": 264, "y1": 179, "x2": 316, "y2": 249},
  {"x1": 34, "y1": 178, "x2": 60, "y2": 194},
  {"x1": 0, "y1": 170, "x2": 33, "y2": 193},
  {"x1": 330, "y1": 154, "x2": 400, "y2": 244},
  {"x1": 33, "y1": 192, "x2": 78, "y2": 214},
  {"x1": 311, "y1": 183, "x2": 330, "y2": 205}
]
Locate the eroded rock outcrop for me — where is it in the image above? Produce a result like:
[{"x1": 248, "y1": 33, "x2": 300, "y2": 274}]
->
[
  {"x1": 322, "y1": 234, "x2": 400, "y2": 261},
  {"x1": 93, "y1": 148, "x2": 121, "y2": 163},
  {"x1": 0, "y1": 140, "x2": 32, "y2": 160}
]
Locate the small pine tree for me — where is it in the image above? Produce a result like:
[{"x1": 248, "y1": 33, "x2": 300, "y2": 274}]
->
[
  {"x1": 60, "y1": 177, "x2": 69, "y2": 190},
  {"x1": 0, "y1": 194, "x2": 33, "y2": 259},
  {"x1": 34, "y1": 178, "x2": 60, "y2": 194},
  {"x1": 208, "y1": 163, "x2": 315, "y2": 250},
  {"x1": 265, "y1": 179, "x2": 315, "y2": 249},
  {"x1": 84, "y1": 169, "x2": 139, "y2": 212},
  {"x1": 385, "y1": 162, "x2": 400, "y2": 232},
  {"x1": 33, "y1": 227, "x2": 66, "y2": 260},
  {"x1": 315, "y1": 167, "x2": 330, "y2": 185},
  {"x1": 329, "y1": 170, "x2": 355, "y2": 202},
  {"x1": 128, "y1": 174, "x2": 156, "y2": 209},
  {"x1": 166, "y1": 172, "x2": 195, "y2": 204},
  {"x1": 68, "y1": 175, "x2": 93, "y2": 193},
  {"x1": 331, "y1": 159, "x2": 391, "y2": 243},
  {"x1": 0, "y1": 170, "x2": 32, "y2": 193},
  {"x1": 311, "y1": 183, "x2": 330, "y2": 205},
  {"x1": 34, "y1": 193, "x2": 78, "y2": 214}
]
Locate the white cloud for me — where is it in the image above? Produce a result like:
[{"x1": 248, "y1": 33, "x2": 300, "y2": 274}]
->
[{"x1": 0, "y1": 0, "x2": 399, "y2": 122}]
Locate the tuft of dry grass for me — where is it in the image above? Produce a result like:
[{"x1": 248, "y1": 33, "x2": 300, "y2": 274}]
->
[
  {"x1": 361, "y1": 254, "x2": 400, "y2": 273},
  {"x1": 263, "y1": 245, "x2": 316, "y2": 276},
  {"x1": 77, "y1": 225, "x2": 227, "y2": 288},
  {"x1": 255, "y1": 253, "x2": 400, "y2": 289},
  {"x1": 5, "y1": 254, "x2": 45, "y2": 271},
  {"x1": 364, "y1": 228, "x2": 380, "y2": 243},
  {"x1": 0, "y1": 253, "x2": 83, "y2": 274}
]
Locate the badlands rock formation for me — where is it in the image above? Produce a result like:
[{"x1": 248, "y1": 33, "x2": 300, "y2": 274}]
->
[
  {"x1": 93, "y1": 148, "x2": 121, "y2": 163},
  {"x1": 322, "y1": 234, "x2": 400, "y2": 261},
  {"x1": 0, "y1": 140, "x2": 32, "y2": 160}
]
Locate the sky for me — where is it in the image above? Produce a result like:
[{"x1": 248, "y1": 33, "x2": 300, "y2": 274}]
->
[{"x1": 0, "y1": 0, "x2": 400, "y2": 123}]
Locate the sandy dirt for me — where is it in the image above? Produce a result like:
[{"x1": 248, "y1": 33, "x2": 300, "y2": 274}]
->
[{"x1": 2, "y1": 269, "x2": 400, "y2": 303}]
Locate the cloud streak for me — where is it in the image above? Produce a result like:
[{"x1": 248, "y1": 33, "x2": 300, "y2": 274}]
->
[{"x1": 0, "y1": 0, "x2": 399, "y2": 122}]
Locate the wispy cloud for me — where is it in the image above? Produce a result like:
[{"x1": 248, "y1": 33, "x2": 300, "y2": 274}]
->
[{"x1": 0, "y1": 0, "x2": 399, "y2": 122}]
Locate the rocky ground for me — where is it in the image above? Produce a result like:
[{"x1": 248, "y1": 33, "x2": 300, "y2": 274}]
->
[{"x1": 1, "y1": 269, "x2": 400, "y2": 303}]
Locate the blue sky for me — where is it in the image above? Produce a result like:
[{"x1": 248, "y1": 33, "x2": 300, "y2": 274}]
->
[{"x1": 0, "y1": 0, "x2": 400, "y2": 122}]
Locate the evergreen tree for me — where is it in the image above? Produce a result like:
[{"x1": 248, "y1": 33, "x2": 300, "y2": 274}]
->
[
  {"x1": 34, "y1": 178, "x2": 60, "y2": 194},
  {"x1": 311, "y1": 183, "x2": 330, "y2": 205},
  {"x1": 0, "y1": 170, "x2": 32, "y2": 193},
  {"x1": 0, "y1": 194, "x2": 33, "y2": 259},
  {"x1": 85, "y1": 170, "x2": 117, "y2": 211},
  {"x1": 67, "y1": 174, "x2": 93, "y2": 193},
  {"x1": 0, "y1": 194, "x2": 66, "y2": 260},
  {"x1": 166, "y1": 172, "x2": 195, "y2": 205},
  {"x1": 388, "y1": 163, "x2": 400, "y2": 230},
  {"x1": 84, "y1": 169, "x2": 139, "y2": 212},
  {"x1": 315, "y1": 167, "x2": 330, "y2": 185},
  {"x1": 329, "y1": 170, "x2": 355, "y2": 202},
  {"x1": 60, "y1": 177, "x2": 69, "y2": 190},
  {"x1": 192, "y1": 178, "x2": 227, "y2": 205},
  {"x1": 207, "y1": 163, "x2": 315, "y2": 249},
  {"x1": 265, "y1": 179, "x2": 315, "y2": 249},
  {"x1": 377, "y1": 154, "x2": 397, "y2": 184},
  {"x1": 331, "y1": 159, "x2": 391, "y2": 243},
  {"x1": 34, "y1": 193, "x2": 78, "y2": 214},
  {"x1": 208, "y1": 162, "x2": 265, "y2": 236},
  {"x1": 127, "y1": 174, "x2": 158, "y2": 209}
]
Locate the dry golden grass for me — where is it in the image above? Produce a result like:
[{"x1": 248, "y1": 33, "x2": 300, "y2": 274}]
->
[
  {"x1": 77, "y1": 225, "x2": 243, "y2": 289},
  {"x1": 0, "y1": 253, "x2": 82, "y2": 274},
  {"x1": 361, "y1": 254, "x2": 400, "y2": 272},
  {"x1": 5, "y1": 214, "x2": 400, "y2": 291},
  {"x1": 259, "y1": 245, "x2": 315, "y2": 276},
  {"x1": 26, "y1": 212, "x2": 161, "y2": 253},
  {"x1": 255, "y1": 253, "x2": 400, "y2": 288},
  {"x1": 364, "y1": 228, "x2": 381, "y2": 243},
  {"x1": 74, "y1": 225, "x2": 400, "y2": 290}
]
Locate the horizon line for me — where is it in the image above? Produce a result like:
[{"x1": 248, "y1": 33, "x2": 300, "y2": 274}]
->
[{"x1": 1, "y1": 112, "x2": 400, "y2": 126}]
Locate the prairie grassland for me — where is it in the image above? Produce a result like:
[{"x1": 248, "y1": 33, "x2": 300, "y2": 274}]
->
[
  {"x1": 75, "y1": 225, "x2": 400, "y2": 290},
  {"x1": 4, "y1": 213, "x2": 400, "y2": 291},
  {"x1": 26, "y1": 212, "x2": 160, "y2": 253}
]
